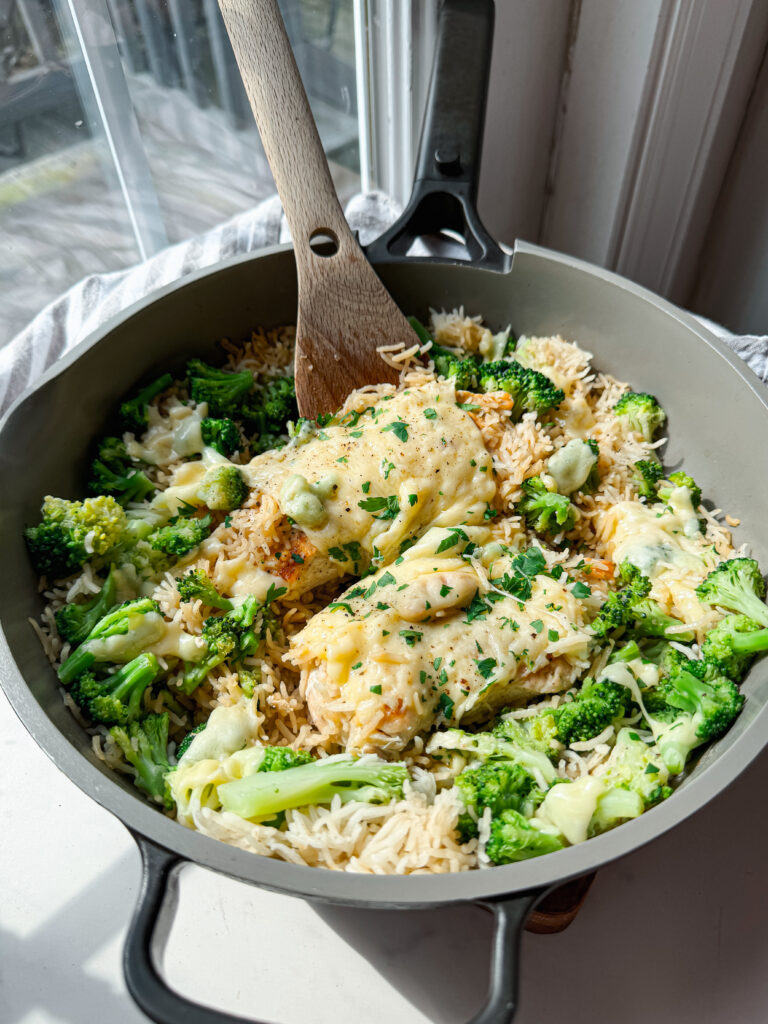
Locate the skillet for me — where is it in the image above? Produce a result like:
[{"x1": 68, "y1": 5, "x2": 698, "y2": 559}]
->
[{"x1": 2, "y1": 2, "x2": 768, "y2": 1021}]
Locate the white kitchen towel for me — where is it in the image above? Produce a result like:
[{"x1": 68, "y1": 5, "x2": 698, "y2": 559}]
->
[{"x1": 1, "y1": 191, "x2": 765, "y2": 414}]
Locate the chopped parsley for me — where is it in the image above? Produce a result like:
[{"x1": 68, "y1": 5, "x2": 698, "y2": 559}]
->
[
  {"x1": 548, "y1": 628, "x2": 559, "y2": 642},
  {"x1": 291, "y1": 553, "x2": 304, "y2": 564},
  {"x1": 439, "y1": 584, "x2": 453, "y2": 598},
  {"x1": 408, "y1": 494, "x2": 418, "y2": 507},
  {"x1": 530, "y1": 619, "x2": 544, "y2": 633},
  {"x1": 399, "y1": 627, "x2": 423, "y2": 647},
  {"x1": 464, "y1": 591, "x2": 491, "y2": 623},
  {"x1": 370, "y1": 684, "x2": 382, "y2": 694},
  {"x1": 361, "y1": 481, "x2": 371, "y2": 493},
  {"x1": 438, "y1": 692, "x2": 454, "y2": 719},
  {"x1": 358, "y1": 495, "x2": 400, "y2": 519},
  {"x1": 378, "y1": 571, "x2": 396, "y2": 588},
  {"x1": 424, "y1": 408, "x2": 438, "y2": 420},
  {"x1": 572, "y1": 581, "x2": 592, "y2": 599},
  {"x1": 382, "y1": 420, "x2": 408, "y2": 443},
  {"x1": 475, "y1": 657, "x2": 497, "y2": 679},
  {"x1": 436, "y1": 527, "x2": 468, "y2": 553}
]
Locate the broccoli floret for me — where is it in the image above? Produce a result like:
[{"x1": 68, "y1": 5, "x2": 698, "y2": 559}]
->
[
  {"x1": 176, "y1": 569, "x2": 233, "y2": 611},
  {"x1": 240, "y1": 376, "x2": 299, "y2": 451},
  {"x1": 200, "y1": 417, "x2": 242, "y2": 456},
  {"x1": 25, "y1": 495, "x2": 126, "y2": 578},
  {"x1": 259, "y1": 746, "x2": 315, "y2": 772},
  {"x1": 238, "y1": 667, "x2": 262, "y2": 698},
  {"x1": 643, "y1": 659, "x2": 745, "y2": 774},
  {"x1": 695, "y1": 558, "x2": 768, "y2": 627},
  {"x1": 408, "y1": 316, "x2": 480, "y2": 389},
  {"x1": 592, "y1": 564, "x2": 651, "y2": 638},
  {"x1": 110, "y1": 712, "x2": 172, "y2": 807},
  {"x1": 631, "y1": 599, "x2": 695, "y2": 642},
  {"x1": 89, "y1": 436, "x2": 155, "y2": 505},
  {"x1": 70, "y1": 652, "x2": 160, "y2": 724},
  {"x1": 187, "y1": 359, "x2": 254, "y2": 418},
  {"x1": 429, "y1": 343, "x2": 480, "y2": 391},
  {"x1": 455, "y1": 761, "x2": 541, "y2": 840},
  {"x1": 595, "y1": 728, "x2": 671, "y2": 811},
  {"x1": 485, "y1": 809, "x2": 564, "y2": 864},
  {"x1": 661, "y1": 667, "x2": 745, "y2": 742},
  {"x1": 180, "y1": 595, "x2": 265, "y2": 694},
  {"x1": 120, "y1": 374, "x2": 174, "y2": 435},
  {"x1": 149, "y1": 512, "x2": 212, "y2": 557},
  {"x1": 198, "y1": 465, "x2": 248, "y2": 512},
  {"x1": 551, "y1": 678, "x2": 634, "y2": 745},
  {"x1": 609, "y1": 639, "x2": 643, "y2": 663},
  {"x1": 55, "y1": 567, "x2": 117, "y2": 647},
  {"x1": 633, "y1": 459, "x2": 663, "y2": 500},
  {"x1": 478, "y1": 360, "x2": 564, "y2": 421},
  {"x1": 176, "y1": 721, "x2": 207, "y2": 760},
  {"x1": 659, "y1": 471, "x2": 701, "y2": 509},
  {"x1": 58, "y1": 598, "x2": 165, "y2": 685},
  {"x1": 518, "y1": 477, "x2": 576, "y2": 536},
  {"x1": 427, "y1": 723, "x2": 558, "y2": 789},
  {"x1": 592, "y1": 561, "x2": 693, "y2": 641},
  {"x1": 217, "y1": 753, "x2": 408, "y2": 820},
  {"x1": 613, "y1": 391, "x2": 666, "y2": 442},
  {"x1": 701, "y1": 614, "x2": 768, "y2": 682}
]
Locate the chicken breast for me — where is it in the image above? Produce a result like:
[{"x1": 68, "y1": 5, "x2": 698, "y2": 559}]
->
[
  {"x1": 161, "y1": 381, "x2": 496, "y2": 602},
  {"x1": 288, "y1": 527, "x2": 593, "y2": 753}
]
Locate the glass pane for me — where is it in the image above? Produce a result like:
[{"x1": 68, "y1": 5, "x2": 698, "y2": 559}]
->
[
  {"x1": 0, "y1": 0, "x2": 363, "y2": 350},
  {"x1": 0, "y1": 0, "x2": 141, "y2": 348},
  {"x1": 108, "y1": 0, "x2": 361, "y2": 243}
]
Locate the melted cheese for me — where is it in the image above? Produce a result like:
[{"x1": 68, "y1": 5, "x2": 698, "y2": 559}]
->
[
  {"x1": 127, "y1": 398, "x2": 206, "y2": 465},
  {"x1": 288, "y1": 527, "x2": 591, "y2": 752},
  {"x1": 547, "y1": 439, "x2": 597, "y2": 495},
  {"x1": 152, "y1": 446, "x2": 230, "y2": 515},
  {"x1": 240, "y1": 382, "x2": 495, "y2": 566},
  {"x1": 536, "y1": 776, "x2": 606, "y2": 845},
  {"x1": 597, "y1": 495, "x2": 720, "y2": 625}
]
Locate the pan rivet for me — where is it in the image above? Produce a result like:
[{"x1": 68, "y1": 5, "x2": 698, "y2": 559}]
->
[{"x1": 434, "y1": 147, "x2": 461, "y2": 175}]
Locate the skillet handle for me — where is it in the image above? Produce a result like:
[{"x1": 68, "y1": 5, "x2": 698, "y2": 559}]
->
[
  {"x1": 124, "y1": 832, "x2": 265, "y2": 1024},
  {"x1": 365, "y1": 0, "x2": 507, "y2": 272},
  {"x1": 468, "y1": 890, "x2": 547, "y2": 1024},
  {"x1": 125, "y1": 830, "x2": 543, "y2": 1024}
]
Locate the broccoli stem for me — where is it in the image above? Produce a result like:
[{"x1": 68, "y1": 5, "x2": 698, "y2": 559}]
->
[{"x1": 218, "y1": 755, "x2": 407, "y2": 819}]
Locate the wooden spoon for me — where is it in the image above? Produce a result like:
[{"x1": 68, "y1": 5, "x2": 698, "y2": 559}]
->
[{"x1": 218, "y1": 0, "x2": 417, "y2": 418}]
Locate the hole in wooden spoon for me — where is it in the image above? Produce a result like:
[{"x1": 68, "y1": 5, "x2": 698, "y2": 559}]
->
[{"x1": 309, "y1": 229, "x2": 339, "y2": 257}]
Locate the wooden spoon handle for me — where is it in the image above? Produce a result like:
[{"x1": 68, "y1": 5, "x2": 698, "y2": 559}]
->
[{"x1": 218, "y1": 0, "x2": 355, "y2": 269}]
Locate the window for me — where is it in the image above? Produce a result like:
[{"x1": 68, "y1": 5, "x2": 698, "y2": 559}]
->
[{"x1": 0, "y1": 0, "x2": 368, "y2": 348}]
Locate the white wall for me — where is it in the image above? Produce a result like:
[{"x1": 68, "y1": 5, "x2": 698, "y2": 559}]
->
[{"x1": 690, "y1": 45, "x2": 768, "y2": 334}]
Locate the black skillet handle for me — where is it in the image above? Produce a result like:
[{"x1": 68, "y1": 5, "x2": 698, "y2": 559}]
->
[
  {"x1": 124, "y1": 832, "x2": 265, "y2": 1024},
  {"x1": 468, "y1": 890, "x2": 547, "y2": 1024},
  {"x1": 365, "y1": 0, "x2": 507, "y2": 272},
  {"x1": 125, "y1": 830, "x2": 543, "y2": 1024}
]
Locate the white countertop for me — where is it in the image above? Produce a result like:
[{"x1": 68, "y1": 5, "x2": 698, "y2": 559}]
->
[{"x1": 3, "y1": 680, "x2": 768, "y2": 1024}]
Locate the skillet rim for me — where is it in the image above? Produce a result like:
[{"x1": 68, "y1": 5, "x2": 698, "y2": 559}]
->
[{"x1": 2, "y1": 238, "x2": 767, "y2": 908}]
